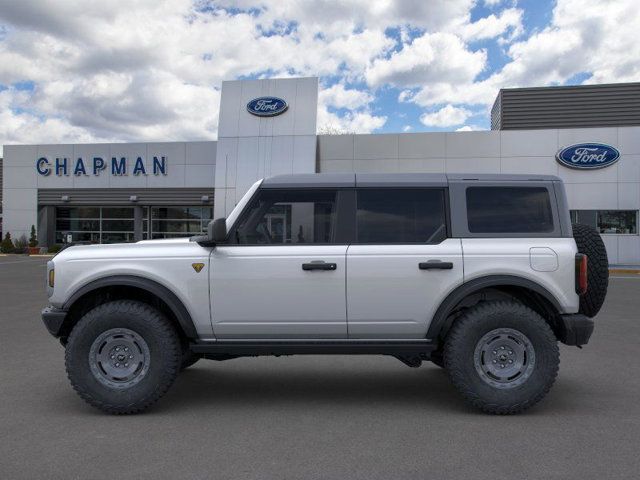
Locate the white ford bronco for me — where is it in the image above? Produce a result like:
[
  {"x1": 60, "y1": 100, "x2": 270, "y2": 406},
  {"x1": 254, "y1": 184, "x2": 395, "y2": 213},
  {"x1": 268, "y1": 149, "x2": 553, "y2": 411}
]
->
[{"x1": 42, "y1": 173, "x2": 608, "y2": 414}]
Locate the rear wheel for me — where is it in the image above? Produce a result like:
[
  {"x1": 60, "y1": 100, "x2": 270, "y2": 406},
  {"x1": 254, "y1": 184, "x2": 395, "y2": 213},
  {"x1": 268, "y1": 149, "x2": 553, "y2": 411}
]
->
[
  {"x1": 65, "y1": 300, "x2": 181, "y2": 414},
  {"x1": 444, "y1": 301, "x2": 559, "y2": 414}
]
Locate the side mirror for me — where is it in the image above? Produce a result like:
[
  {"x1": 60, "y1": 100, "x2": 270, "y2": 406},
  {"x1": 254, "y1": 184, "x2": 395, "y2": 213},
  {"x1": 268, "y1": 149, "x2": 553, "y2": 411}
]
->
[{"x1": 209, "y1": 218, "x2": 227, "y2": 243}]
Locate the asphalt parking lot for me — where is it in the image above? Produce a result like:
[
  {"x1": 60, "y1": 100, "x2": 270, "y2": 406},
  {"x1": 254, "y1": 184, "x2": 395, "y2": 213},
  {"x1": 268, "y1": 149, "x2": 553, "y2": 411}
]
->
[{"x1": 1, "y1": 256, "x2": 640, "y2": 479}]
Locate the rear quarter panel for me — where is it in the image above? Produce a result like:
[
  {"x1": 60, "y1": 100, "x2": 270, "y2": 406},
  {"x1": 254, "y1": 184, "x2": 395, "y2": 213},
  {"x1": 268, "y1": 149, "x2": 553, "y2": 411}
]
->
[{"x1": 462, "y1": 238, "x2": 579, "y2": 313}]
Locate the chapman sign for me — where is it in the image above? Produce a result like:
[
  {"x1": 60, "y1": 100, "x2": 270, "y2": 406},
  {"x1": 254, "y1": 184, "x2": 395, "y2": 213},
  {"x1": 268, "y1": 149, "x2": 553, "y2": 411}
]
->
[
  {"x1": 556, "y1": 143, "x2": 620, "y2": 170},
  {"x1": 247, "y1": 96, "x2": 288, "y2": 117},
  {"x1": 36, "y1": 156, "x2": 168, "y2": 177}
]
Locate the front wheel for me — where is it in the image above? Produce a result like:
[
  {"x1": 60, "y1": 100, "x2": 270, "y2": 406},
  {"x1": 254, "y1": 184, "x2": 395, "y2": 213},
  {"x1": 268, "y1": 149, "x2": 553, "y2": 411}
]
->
[
  {"x1": 65, "y1": 300, "x2": 181, "y2": 414},
  {"x1": 444, "y1": 301, "x2": 559, "y2": 414}
]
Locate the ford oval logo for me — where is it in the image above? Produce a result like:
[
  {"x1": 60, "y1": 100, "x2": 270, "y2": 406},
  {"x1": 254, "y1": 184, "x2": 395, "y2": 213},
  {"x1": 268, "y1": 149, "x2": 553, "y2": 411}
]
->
[
  {"x1": 556, "y1": 143, "x2": 620, "y2": 170},
  {"x1": 247, "y1": 96, "x2": 288, "y2": 117}
]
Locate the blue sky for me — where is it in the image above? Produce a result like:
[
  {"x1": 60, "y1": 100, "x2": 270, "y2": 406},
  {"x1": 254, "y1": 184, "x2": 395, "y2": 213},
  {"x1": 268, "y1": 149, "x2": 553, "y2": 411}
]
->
[{"x1": 0, "y1": 0, "x2": 638, "y2": 151}]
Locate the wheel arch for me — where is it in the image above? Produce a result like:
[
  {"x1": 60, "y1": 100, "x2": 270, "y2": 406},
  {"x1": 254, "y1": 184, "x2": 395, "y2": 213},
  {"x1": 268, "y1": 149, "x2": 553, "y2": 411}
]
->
[
  {"x1": 427, "y1": 275, "x2": 563, "y2": 342},
  {"x1": 60, "y1": 275, "x2": 198, "y2": 341}
]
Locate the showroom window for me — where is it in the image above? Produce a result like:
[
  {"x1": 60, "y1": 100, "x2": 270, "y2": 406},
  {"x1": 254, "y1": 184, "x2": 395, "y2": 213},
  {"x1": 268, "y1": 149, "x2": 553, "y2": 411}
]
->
[
  {"x1": 145, "y1": 206, "x2": 213, "y2": 239},
  {"x1": 356, "y1": 188, "x2": 447, "y2": 243},
  {"x1": 570, "y1": 210, "x2": 638, "y2": 234},
  {"x1": 231, "y1": 189, "x2": 337, "y2": 244},
  {"x1": 55, "y1": 207, "x2": 135, "y2": 244},
  {"x1": 466, "y1": 187, "x2": 554, "y2": 234}
]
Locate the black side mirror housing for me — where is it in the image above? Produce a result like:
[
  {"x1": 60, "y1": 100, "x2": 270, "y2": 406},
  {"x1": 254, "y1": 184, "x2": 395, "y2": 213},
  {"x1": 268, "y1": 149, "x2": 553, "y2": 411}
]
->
[
  {"x1": 192, "y1": 218, "x2": 227, "y2": 247},
  {"x1": 209, "y1": 218, "x2": 228, "y2": 243}
]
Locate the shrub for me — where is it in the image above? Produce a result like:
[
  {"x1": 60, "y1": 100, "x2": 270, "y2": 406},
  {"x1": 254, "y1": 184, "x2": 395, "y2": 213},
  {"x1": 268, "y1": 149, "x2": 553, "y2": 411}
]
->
[
  {"x1": 47, "y1": 244, "x2": 63, "y2": 254},
  {"x1": 1, "y1": 233, "x2": 15, "y2": 253},
  {"x1": 29, "y1": 225, "x2": 38, "y2": 248},
  {"x1": 14, "y1": 234, "x2": 28, "y2": 254}
]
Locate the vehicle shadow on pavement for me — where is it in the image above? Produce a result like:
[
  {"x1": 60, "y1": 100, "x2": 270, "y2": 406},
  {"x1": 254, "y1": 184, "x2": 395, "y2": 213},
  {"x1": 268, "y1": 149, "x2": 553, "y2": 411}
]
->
[{"x1": 154, "y1": 362, "x2": 475, "y2": 414}]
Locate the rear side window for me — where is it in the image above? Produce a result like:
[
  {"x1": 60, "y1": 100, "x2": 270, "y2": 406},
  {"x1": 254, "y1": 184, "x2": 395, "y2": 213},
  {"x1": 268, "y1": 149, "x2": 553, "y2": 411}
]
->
[
  {"x1": 466, "y1": 187, "x2": 554, "y2": 233},
  {"x1": 356, "y1": 188, "x2": 447, "y2": 243}
]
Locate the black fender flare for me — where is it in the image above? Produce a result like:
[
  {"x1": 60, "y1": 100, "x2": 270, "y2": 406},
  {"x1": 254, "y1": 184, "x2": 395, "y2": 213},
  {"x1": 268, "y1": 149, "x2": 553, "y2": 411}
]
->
[
  {"x1": 426, "y1": 275, "x2": 563, "y2": 340},
  {"x1": 63, "y1": 275, "x2": 198, "y2": 338}
]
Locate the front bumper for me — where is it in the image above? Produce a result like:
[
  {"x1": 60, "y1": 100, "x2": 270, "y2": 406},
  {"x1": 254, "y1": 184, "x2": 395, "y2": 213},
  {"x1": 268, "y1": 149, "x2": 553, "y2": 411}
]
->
[
  {"x1": 558, "y1": 313, "x2": 594, "y2": 346},
  {"x1": 42, "y1": 307, "x2": 68, "y2": 338}
]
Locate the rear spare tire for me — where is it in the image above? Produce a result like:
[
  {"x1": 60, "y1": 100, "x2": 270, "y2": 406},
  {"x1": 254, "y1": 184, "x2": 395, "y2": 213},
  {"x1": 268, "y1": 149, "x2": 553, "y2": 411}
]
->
[{"x1": 572, "y1": 223, "x2": 608, "y2": 317}]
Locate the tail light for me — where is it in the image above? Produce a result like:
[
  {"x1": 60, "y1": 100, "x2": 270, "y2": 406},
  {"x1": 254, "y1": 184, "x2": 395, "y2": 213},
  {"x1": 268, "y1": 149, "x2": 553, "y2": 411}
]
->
[{"x1": 575, "y1": 253, "x2": 588, "y2": 295}]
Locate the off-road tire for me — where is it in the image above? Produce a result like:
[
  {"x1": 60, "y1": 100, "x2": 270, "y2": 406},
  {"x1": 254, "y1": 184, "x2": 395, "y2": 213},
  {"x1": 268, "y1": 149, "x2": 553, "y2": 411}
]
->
[
  {"x1": 572, "y1": 223, "x2": 608, "y2": 318},
  {"x1": 65, "y1": 300, "x2": 181, "y2": 414},
  {"x1": 444, "y1": 301, "x2": 559, "y2": 415}
]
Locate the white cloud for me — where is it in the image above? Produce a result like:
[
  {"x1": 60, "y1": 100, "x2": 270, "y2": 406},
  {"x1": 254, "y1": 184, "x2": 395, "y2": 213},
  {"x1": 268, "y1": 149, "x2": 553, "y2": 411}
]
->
[
  {"x1": 455, "y1": 124, "x2": 483, "y2": 131},
  {"x1": 458, "y1": 8, "x2": 523, "y2": 42},
  {"x1": 398, "y1": 89, "x2": 414, "y2": 103},
  {"x1": 366, "y1": 32, "x2": 486, "y2": 88},
  {"x1": 0, "y1": 87, "x2": 99, "y2": 147},
  {"x1": 0, "y1": 0, "x2": 639, "y2": 149},
  {"x1": 317, "y1": 107, "x2": 386, "y2": 134},
  {"x1": 319, "y1": 83, "x2": 373, "y2": 110},
  {"x1": 403, "y1": 0, "x2": 640, "y2": 111},
  {"x1": 317, "y1": 82, "x2": 385, "y2": 133},
  {"x1": 420, "y1": 105, "x2": 472, "y2": 127}
]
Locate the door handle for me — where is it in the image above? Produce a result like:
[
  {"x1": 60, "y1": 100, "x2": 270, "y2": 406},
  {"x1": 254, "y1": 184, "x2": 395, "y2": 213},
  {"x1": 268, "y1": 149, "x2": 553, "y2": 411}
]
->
[
  {"x1": 419, "y1": 260, "x2": 453, "y2": 270},
  {"x1": 302, "y1": 261, "x2": 337, "y2": 271}
]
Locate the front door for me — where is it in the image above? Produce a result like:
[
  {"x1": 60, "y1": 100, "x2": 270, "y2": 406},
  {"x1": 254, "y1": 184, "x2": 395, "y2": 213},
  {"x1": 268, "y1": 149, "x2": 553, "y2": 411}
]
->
[
  {"x1": 346, "y1": 187, "x2": 463, "y2": 338},
  {"x1": 211, "y1": 188, "x2": 348, "y2": 338}
]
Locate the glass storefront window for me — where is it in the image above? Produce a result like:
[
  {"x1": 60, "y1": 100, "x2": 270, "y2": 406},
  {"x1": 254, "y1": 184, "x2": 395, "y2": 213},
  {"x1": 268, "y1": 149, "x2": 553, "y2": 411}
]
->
[
  {"x1": 55, "y1": 206, "x2": 136, "y2": 244},
  {"x1": 570, "y1": 210, "x2": 638, "y2": 234},
  {"x1": 597, "y1": 210, "x2": 637, "y2": 234},
  {"x1": 55, "y1": 205, "x2": 213, "y2": 243},
  {"x1": 148, "y1": 206, "x2": 213, "y2": 239}
]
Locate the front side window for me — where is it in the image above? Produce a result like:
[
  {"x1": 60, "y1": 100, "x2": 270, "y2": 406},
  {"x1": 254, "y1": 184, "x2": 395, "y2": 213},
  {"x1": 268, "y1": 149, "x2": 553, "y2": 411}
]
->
[
  {"x1": 466, "y1": 187, "x2": 554, "y2": 234},
  {"x1": 232, "y1": 189, "x2": 338, "y2": 245},
  {"x1": 356, "y1": 188, "x2": 447, "y2": 243}
]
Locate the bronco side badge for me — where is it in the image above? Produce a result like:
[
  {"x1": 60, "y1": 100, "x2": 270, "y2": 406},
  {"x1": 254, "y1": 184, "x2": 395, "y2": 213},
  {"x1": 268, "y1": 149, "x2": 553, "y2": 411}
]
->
[{"x1": 192, "y1": 263, "x2": 205, "y2": 273}]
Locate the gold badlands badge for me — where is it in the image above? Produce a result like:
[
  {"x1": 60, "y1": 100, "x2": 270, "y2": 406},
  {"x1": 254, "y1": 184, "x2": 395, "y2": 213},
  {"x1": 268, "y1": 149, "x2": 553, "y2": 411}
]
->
[{"x1": 192, "y1": 263, "x2": 205, "y2": 273}]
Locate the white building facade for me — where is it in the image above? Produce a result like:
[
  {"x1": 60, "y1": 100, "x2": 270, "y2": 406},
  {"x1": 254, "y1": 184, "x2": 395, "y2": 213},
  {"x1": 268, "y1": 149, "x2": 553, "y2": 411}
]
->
[{"x1": 2, "y1": 77, "x2": 639, "y2": 264}]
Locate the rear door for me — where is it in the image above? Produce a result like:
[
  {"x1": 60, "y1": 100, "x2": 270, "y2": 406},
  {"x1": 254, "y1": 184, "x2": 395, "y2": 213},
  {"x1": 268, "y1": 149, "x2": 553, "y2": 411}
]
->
[{"x1": 346, "y1": 188, "x2": 463, "y2": 338}]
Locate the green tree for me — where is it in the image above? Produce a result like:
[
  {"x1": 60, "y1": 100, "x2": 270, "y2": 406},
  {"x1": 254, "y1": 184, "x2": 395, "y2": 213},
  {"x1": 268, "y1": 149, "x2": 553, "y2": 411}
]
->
[
  {"x1": 29, "y1": 225, "x2": 38, "y2": 248},
  {"x1": 1, "y1": 232, "x2": 15, "y2": 253}
]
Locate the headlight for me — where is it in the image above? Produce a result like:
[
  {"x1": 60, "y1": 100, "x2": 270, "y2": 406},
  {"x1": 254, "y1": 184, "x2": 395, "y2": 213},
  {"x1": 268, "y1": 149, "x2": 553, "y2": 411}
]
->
[{"x1": 48, "y1": 268, "x2": 55, "y2": 288}]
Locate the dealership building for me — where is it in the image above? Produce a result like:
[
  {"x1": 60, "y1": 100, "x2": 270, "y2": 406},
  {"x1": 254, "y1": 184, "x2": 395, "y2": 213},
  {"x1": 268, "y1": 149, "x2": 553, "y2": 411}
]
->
[{"x1": 2, "y1": 78, "x2": 640, "y2": 264}]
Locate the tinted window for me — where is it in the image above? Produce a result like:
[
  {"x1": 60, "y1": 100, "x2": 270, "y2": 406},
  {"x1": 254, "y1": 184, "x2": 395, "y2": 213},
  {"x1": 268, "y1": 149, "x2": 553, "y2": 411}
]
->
[
  {"x1": 356, "y1": 188, "x2": 447, "y2": 243},
  {"x1": 466, "y1": 187, "x2": 554, "y2": 233},
  {"x1": 232, "y1": 189, "x2": 337, "y2": 244}
]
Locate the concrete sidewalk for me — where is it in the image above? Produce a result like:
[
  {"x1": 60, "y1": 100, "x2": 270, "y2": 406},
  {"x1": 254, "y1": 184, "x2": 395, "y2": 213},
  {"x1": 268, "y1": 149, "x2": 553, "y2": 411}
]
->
[{"x1": 609, "y1": 265, "x2": 640, "y2": 274}]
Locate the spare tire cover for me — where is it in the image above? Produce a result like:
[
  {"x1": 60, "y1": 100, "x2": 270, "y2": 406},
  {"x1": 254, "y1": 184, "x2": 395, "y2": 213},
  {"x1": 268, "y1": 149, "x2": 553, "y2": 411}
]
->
[{"x1": 572, "y1": 223, "x2": 609, "y2": 317}]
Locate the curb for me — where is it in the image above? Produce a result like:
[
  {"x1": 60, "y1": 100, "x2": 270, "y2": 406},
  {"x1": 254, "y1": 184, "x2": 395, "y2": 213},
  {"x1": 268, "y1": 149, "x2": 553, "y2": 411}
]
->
[
  {"x1": 609, "y1": 269, "x2": 640, "y2": 275},
  {"x1": 0, "y1": 253, "x2": 54, "y2": 258}
]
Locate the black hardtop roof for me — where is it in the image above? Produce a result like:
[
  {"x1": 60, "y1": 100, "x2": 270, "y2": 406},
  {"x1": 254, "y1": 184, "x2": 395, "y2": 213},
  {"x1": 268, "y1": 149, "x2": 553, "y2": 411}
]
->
[{"x1": 261, "y1": 173, "x2": 561, "y2": 188}]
